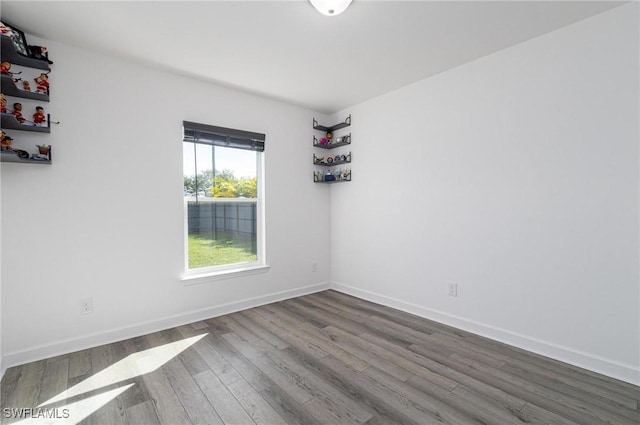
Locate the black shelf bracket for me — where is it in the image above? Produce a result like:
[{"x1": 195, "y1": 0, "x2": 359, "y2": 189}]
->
[{"x1": 313, "y1": 114, "x2": 351, "y2": 133}]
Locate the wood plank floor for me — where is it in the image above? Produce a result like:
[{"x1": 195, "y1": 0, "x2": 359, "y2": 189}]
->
[{"x1": 2, "y1": 290, "x2": 639, "y2": 424}]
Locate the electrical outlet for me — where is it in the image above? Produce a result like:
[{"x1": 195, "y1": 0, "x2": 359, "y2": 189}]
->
[
  {"x1": 79, "y1": 298, "x2": 93, "y2": 315},
  {"x1": 447, "y1": 282, "x2": 458, "y2": 297},
  {"x1": 312, "y1": 262, "x2": 318, "y2": 272}
]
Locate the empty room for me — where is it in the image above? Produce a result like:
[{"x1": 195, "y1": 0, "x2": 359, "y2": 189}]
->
[{"x1": 0, "y1": 1, "x2": 638, "y2": 424}]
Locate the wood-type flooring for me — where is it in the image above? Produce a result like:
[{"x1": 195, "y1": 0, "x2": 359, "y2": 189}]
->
[{"x1": 1, "y1": 290, "x2": 638, "y2": 424}]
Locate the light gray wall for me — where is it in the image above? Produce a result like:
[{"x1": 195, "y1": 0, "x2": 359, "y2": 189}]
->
[
  {"x1": 1, "y1": 35, "x2": 331, "y2": 367},
  {"x1": 330, "y1": 4, "x2": 639, "y2": 384}
]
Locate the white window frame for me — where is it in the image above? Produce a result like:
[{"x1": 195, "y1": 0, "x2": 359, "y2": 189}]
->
[{"x1": 181, "y1": 124, "x2": 268, "y2": 285}]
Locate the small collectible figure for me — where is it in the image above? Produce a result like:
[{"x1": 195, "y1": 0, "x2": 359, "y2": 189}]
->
[
  {"x1": 0, "y1": 61, "x2": 21, "y2": 83},
  {"x1": 1, "y1": 61, "x2": 11, "y2": 75},
  {"x1": 1, "y1": 135, "x2": 13, "y2": 151},
  {"x1": 33, "y1": 106, "x2": 46, "y2": 126},
  {"x1": 27, "y1": 45, "x2": 53, "y2": 64},
  {"x1": 0, "y1": 22, "x2": 13, "y2": 36},
  {"x1": 22, "y1": 80, "x2": 31, "y2": 91},
  {"x1": 12, "y1": 103, "x2": 26, "y2": 123},
  {"x1": 34, "y1": 73, "x2": 49, "y2": 94},
  {"x1": 0, "y1": 94, "x2": 7, "y2": 113}
]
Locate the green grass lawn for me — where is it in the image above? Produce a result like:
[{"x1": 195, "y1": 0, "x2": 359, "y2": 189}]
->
[{"x1": 188, "y1": 231, "x2": 257, "y2": 269}]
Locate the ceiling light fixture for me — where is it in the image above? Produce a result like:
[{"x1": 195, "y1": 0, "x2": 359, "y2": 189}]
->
[{"x1": 309, "y1": 0, "x2": 353, "y2": 16}]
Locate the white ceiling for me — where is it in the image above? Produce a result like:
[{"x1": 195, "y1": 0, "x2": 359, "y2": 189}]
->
[{"x1": 1, "y1": 1, "x2": 625, "y2": 113}]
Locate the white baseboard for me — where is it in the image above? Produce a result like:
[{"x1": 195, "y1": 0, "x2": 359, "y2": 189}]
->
[
  {"x1": 331, "y1": 281, "x2": 640, "y2": 386},
  {"x1": 2, "y1": 281, "x2": 331, "y2": 371},
  {"x1": 3, "y1": 280, "x2": 638, "y2": 387}
]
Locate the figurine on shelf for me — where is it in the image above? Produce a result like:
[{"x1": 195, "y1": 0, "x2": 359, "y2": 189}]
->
[
  {"x1": 1, "y1": 61, "x2": 21, "y2": 83},
  {"x1": 33, "y1": 106, "x2": 46, "y2": 126},
  {"x1": 27, "y1": 45, "x2": 53, "y2": 64},
  {"x1": 0, "y1": 22, "x2": 13, "y2": 36},
  {"x1": 22, "y1": 80, "x2": 31, "y2": 91},
  {"x1": 34, "y1": 73, "x2": 49, "y2": 94},
  {"x1": 36, "y1": 144, "x2": 50, "y2": 155},
  {"x1": 12, "y1": 102, "x2": 26, "y2": 123},
  {"x1": 1, "y1": 61, "x2": 11, "y2": 75},
  {"x1": 319, "y1": 137, "x2": 329, "y2": 145},
  {"x1": 1, "y1": 94, "x2": 7, "y2": 113},
  {"x1": 1, "y1": 135, "x2": 13, "y2": 151},
  {"x1": 326, "y1": 132, "x2": 333, "y2": 140}
]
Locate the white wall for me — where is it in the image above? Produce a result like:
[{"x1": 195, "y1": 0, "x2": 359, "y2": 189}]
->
[
  {"x1": 1, "y1": 36, "x2": 331, "y2": 367},
  {"x1": 0, "y1": 196, "x2": 3, "y2": 377},
  {"x1": 330, "y1": 4, "x2": 639, "y2": 384}
]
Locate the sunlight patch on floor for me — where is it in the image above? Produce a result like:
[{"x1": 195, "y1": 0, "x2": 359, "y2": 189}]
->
[
  {"x1": 38, "y1": 334, "x2": 207, "y2": 408},
  {"x1": 3, "y1": 334, "x2": 208, "y2": 425},
  {"x1": 10, "y1": 384, "x2": 135, "y2": 425}
]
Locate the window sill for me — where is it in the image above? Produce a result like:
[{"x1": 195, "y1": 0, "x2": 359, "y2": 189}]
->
[{"x1": 181, "y1": 264, "x2": 271, "y2": 286}]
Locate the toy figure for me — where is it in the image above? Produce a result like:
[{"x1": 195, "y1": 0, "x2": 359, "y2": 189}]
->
[
  {"x1": 1, "y1": 135, "x2": 13, "y2": 151},
  {"x1": 0, "y1": 94, "x2": 7, "y2": 113},
  {"x1": 1, "y1": 61, "x2": 11, "y2": 75},
  {"x1": 0, "y1": 61, "x2": 21, "y2": 83},
  {"x1": 34, "y1": 73, "x2": 49, "y2": 94},
  {"x1": 27, "y1": 45, "x2": 53, "y2": 64},
  {"x1": 0, "y1": 22, "x2": 13, "y2": 36},
  {"x1": 33, "y1": 106, "x2": 46, "y2": 126},
  {"x1": 22, "y1": 80, "x2": 31, "y2": 91},
  {"x1": 12, "y1": 102, "x2": 25, "y2": 123}
]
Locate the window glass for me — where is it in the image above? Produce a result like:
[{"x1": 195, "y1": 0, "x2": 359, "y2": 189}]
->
[{"x1": 183, "y1": 141, "x2": 261, "y2": 271}]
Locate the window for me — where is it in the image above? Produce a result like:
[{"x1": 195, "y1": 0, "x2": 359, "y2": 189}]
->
[{"x1": 182, "y1": 121, "x2": 265, "y2": 276}]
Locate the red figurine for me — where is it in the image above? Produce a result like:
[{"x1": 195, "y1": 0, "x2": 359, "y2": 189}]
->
[
  {"x1": 12, "y1": 102, "x2": 26, "y2": 123},
  {"x1": 22, "y1": 80, "x2": 31, "y2": 92},
  {"x1": 34, "y1": 73, "x2": 49, "y2": 94},
  {"x1": 33, "y1": 106, "x2": 46, "y2": 126}
]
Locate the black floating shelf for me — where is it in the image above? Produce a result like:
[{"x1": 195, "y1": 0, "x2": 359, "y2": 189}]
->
[
  {"x1": 313, "y1": 114, "x2": 351, "y2": 133},
  {"x1": 1, "y1": 35, "x2": 50, "y2": 70},
  {"x1": 314, "y1": 152, "x2": 351, "y2": 166},
  {"x1": 313, "y1": 134, "x2": 351, "y2": 149},
  {"x1": 314, "y1": 171, "x2": 352, "y2": 183},
  {"x1": 1, "y1": 74, "x2": 49, "y2": 101},
  {"x1": 315, "y1": 160, "x2": 351, "y2": 166},
  {"x1": 1, "y1": 113, "x2": 51, "y2": 133},
  {"x1": 1, "y1": 149, "x2": 51, "y2": 164}
]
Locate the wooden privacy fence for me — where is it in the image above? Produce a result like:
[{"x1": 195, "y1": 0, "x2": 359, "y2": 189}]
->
[{"x1": 187, "y1": 199, "x2": 257, "y2": 235}]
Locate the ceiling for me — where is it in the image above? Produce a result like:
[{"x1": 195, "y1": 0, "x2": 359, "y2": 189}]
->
[{"x1": 1, "y1": 1, "x2": 625, "y2": 114}]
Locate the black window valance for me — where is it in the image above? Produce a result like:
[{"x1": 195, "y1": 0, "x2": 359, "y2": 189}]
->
[{"x1": 183, "y1": 121, "x2": 265, "y2": 152}]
